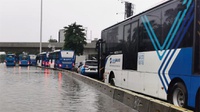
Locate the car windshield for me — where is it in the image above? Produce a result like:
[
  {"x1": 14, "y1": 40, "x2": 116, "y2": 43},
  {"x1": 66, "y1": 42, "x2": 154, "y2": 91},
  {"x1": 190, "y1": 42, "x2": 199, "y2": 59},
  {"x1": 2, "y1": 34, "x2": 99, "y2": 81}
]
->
[{"x1": 85, "y1": 61, "x2": 97, "y2": 66}]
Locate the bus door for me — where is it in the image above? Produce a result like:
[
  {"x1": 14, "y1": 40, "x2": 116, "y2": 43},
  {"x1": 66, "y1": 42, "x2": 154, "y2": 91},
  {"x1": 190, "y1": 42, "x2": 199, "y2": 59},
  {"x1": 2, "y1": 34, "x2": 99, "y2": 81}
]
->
[{"x1": 96, "y1": 39, "x2": 106, "y2": 80}]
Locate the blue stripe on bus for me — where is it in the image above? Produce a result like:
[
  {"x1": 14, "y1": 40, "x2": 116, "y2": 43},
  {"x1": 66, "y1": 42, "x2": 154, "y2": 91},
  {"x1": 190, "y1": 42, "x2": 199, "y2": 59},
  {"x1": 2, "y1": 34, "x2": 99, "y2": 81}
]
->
[
  {"x1": 183, "y1": 0, "x2": 187, "y2": 5},
  {"x1": 158, "y1": 2, "x2": 194, "y2": 92},
  {"x1": 165, "y1": 0, "x2": 192, "y2": 50},
  {"x1": 162, "y1": 7, "x2": 194, "y2": 88},
  {"x1": 141, "y1": 0, "x2": 193, "y2": 92},
  {"x1": 141, "y1": 0, "x2": 192, "y2": 60},
  {"x1": 162, "y1": 2, "x2": 194, "y2": 72},
  {"x1": 144, "y1": 12, "x2": 181, "y2": 50},
  {"x1": 141, "y1": 17, "x2": 159, "y2": 51}
]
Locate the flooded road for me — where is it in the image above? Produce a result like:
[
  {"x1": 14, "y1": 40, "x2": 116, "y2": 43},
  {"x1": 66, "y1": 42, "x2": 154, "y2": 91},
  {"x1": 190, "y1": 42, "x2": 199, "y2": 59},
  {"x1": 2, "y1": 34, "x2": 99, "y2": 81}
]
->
[{"x1": 0, "y1": 64, "x2": 137, "y2": 112}]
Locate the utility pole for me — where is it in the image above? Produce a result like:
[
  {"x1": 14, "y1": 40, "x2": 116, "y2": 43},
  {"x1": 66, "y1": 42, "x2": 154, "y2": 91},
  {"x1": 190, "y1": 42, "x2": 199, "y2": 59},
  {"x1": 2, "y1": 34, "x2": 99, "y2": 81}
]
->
[{"x1": 40, "y1": 0, "x2": 43, "y2": 53}]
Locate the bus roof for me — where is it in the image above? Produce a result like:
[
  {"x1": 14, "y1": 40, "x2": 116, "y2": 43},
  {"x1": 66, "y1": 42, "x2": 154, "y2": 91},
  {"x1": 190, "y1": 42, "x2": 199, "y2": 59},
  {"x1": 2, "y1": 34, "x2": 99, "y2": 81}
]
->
[
  {"x1": 53, "y1": 49, "x2": 74, "y2": 52},
  {"x1": 0, "y1": 52, "x2": 6, "y2": 55},
  {"x1": 39, "y1": 52, "x2": 47, "y2": 55},
  {"x1": 19, "y1": 54, "x2": 28, "y2": 56},
  {"x1": 29, "y1": 54, "x2": 36, "y2": 56},
  {"x1": 53, "y1": 49, "x2": 61, "y2": 52},
  {"x1": 6, "y1": 54, "x2": 15, "y2": 56}
]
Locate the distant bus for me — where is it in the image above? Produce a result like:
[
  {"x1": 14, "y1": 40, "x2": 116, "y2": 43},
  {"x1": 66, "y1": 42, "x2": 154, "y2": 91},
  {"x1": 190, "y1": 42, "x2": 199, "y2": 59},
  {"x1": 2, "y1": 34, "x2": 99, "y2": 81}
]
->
[
  {"x1": 18, "y1": 54, "x2": 30, "y2": 66},
  {"x1": 0, "y1": 52, "x2": 6, "y2": 63},
  {"x1": 5, "y1": 54, "x2": 16, "y2": 66},
  {"x1": 37, "y1": 52, "x2": 49, "y2": 67},
  {"x1": 29, "y1": 54, "x2": 37, "y2": 66},
  {"x1": 49, "y1": 50, "x2": 75, "y2": 70},
  {"x1": 96, "y1": 0, "x2": 200, "y2": 110}
]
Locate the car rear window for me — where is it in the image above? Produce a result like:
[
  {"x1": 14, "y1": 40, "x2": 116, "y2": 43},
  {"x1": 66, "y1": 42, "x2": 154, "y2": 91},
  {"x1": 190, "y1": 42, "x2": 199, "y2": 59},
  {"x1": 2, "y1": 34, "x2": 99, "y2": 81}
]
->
[{"x1": 85, "y1": 61, "x2": 97, "y2": 66}]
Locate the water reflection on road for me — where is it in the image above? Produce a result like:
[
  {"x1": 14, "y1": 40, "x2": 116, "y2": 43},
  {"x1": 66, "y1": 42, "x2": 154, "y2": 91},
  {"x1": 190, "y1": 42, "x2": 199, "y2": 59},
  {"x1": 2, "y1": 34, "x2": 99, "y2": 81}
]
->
[{"x1": 0, "y1": 65, "x2": 137, "y2": 112}]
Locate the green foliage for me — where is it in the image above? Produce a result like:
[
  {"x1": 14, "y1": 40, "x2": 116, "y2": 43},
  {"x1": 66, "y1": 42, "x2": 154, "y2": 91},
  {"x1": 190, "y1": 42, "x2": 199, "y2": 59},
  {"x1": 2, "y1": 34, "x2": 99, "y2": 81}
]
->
[
  {"x1": 0, "y1": 54, "x2": 6, "y2": 63},
  {"x1": 48, "y1": 39, "x2": 57, "y2": 43},
  {"x1": 63, "y1": 22, "x2": 87, "y2": 55}
]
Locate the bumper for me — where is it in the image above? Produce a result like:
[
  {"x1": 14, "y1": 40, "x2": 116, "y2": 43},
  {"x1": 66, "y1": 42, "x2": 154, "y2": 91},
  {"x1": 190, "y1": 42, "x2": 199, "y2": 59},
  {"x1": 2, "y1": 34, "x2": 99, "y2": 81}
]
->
[{"x1": 81, "y1": 70, "x2": 98, "y2": 78}]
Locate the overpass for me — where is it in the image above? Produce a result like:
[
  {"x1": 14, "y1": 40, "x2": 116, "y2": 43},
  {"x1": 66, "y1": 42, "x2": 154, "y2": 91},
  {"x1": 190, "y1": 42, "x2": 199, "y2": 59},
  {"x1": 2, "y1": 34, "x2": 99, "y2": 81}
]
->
[{"x1": 0, "y1": 41, "x2": 97, "y2": 57}]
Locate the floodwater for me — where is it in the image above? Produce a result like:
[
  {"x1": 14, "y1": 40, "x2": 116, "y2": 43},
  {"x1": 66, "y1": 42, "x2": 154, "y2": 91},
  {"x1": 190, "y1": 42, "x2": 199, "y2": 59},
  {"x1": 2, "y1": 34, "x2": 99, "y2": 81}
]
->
[{"x1": 0, "y1": 64, "x2": 137, "y2": 112}]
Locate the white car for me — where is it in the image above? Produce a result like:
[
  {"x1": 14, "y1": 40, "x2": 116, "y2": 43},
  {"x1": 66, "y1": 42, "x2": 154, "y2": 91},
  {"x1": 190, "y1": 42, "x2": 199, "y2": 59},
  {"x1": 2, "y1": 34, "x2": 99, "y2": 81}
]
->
[{"x1": 78, "y1": 60, "x2": 98, "y2": 79}]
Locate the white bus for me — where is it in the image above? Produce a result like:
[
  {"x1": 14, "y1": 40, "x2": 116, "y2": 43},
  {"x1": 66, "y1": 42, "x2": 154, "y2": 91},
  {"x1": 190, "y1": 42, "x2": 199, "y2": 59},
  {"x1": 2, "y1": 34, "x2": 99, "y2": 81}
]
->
[{"x1": 97, "y1": 0, "x2": 200, "y2": 110}]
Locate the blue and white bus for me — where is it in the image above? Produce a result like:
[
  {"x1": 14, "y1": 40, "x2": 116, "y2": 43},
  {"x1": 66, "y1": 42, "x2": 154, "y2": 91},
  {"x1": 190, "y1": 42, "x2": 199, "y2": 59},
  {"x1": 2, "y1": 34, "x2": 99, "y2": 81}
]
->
[
  {"x1": 37, "y1": 52, "x2": 49, "y2": 67},
  {"x1": 29, "y1": 54, "x2": 37, "y2": 66},
  {"x1": 18, "y1": 54, "x2": 30, "y2": 66},
  {"x1": 49, "y1": 50, "x2": 75, "y2": 70},
  {"x1": 97, "y1": 0, "x2": 200, "y2": 110},
  {"x1": 5, "y1": 54, "x2": 16, "y2": 66}
]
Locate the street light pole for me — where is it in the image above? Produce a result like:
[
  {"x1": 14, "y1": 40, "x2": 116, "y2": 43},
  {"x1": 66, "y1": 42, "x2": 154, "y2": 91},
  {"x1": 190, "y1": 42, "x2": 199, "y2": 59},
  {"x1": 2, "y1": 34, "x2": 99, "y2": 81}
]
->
[{"x1": 40, "y1": 0, "x2": 43, "y2": 53}]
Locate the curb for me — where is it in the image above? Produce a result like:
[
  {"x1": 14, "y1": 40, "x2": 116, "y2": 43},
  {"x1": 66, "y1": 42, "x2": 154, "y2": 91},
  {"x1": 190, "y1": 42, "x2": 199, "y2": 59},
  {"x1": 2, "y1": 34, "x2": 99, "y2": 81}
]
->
[{"x1": 47, "y1": 67, "x2": 194, "y2": 112}]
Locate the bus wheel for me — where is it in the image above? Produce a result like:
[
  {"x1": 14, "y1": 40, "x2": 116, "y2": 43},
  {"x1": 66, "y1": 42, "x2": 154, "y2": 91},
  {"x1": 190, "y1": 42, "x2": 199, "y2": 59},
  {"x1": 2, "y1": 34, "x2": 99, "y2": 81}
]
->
[
  {"x1": 109, "y1": 73, "x2": 115, "y2": 86},
  {"x1": 110, "y1": 78, "x2": 115, "y2": 86},
  {"x1": 195, "y1": 88, "x2": 200, "y2": 112},
  {"x1": 169, "y1": 83, "x2": 187, "y2": 108}
]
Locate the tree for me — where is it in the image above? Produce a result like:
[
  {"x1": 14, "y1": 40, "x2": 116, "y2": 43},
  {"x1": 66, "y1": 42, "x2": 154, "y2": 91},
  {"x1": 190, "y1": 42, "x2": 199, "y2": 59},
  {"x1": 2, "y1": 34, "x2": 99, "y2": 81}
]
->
[
  {"x1": 63, "y1": 22, "x2": 87, "y2": 55},
  {"x1": 48, "y1": 39, "x2": 57, "y2": 43},
  {"x1": 48, "y1": 35, "x2": 57, "y2": 43}
]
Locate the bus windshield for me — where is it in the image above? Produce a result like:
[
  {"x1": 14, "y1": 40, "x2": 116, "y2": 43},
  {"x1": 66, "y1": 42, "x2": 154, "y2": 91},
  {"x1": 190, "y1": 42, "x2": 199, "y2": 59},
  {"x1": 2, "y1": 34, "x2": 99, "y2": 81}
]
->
[
  {"x1": 6, "y1": 55, "x2": 15, "y2": 58},
  {"x1": 29, "y1": 55, "x2": 36, "y2": 60},
  {"x1": 19, "y1": 55, "x2": 29, "y2": 60},
  {"x1": 61, "y1": 51, "x2": 74, "y2": 58}
]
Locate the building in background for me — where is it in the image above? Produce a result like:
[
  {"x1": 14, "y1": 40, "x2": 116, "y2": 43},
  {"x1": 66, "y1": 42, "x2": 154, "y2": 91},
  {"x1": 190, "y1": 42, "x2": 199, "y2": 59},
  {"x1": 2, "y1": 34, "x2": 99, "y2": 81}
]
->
[{"x1": 58, "y1": 29, "x2": 65, "y2": 43}]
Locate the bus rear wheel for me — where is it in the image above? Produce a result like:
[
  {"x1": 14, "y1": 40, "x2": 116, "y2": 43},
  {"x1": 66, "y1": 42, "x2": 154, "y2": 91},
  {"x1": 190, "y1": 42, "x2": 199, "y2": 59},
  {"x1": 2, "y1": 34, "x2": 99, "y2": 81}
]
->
[
  {"x1": 109, "y1": 73, "x2": 115, "y2": 86},
  {"x1": 169, "y1": 82, "x2": 187, "y2": 108},
  {"x1": 110, "y1": 78, "x2": 115, "y2": 86}
]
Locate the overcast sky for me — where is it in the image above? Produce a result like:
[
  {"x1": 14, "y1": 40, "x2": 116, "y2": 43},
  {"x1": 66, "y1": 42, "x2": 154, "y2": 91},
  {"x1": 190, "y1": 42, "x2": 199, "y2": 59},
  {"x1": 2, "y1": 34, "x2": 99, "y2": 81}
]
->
[{"x1": 0, "y1": 0, "x2": 164, "y2": 42}]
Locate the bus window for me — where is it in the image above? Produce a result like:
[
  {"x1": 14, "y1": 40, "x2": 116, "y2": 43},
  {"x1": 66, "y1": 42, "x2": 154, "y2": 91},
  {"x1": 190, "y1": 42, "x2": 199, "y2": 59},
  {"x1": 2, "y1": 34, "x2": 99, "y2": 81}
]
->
[{"x1": 123, "y1": 21, "x2": 138, "y2": 70}]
